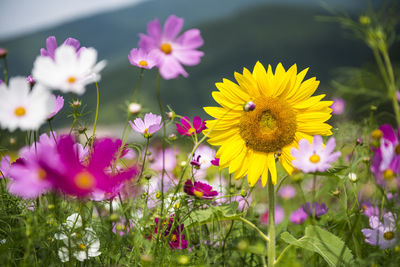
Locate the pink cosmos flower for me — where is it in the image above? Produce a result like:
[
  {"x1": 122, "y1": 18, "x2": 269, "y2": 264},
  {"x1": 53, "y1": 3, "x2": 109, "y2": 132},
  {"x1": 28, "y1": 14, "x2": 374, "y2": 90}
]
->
[
  {"x1": 362, "y1": 212, "x2": 397, "y2": 249},
  {"x1": 41, "y1": 36, "x2": 85, "y2": 60},
  {"x1": 43, "y1": 136, "x2": 138, "y2": 197},
  {"x1": 0, "y1": 155, "x2": 11, "y2": 178},
  {"x1": 260, "y1": 205, "x2": 285, "y2": 225},
  {"x1": 331, "y1": 98, "x2": 345, "y2": 115},
  {"x1": 47, "y1": 95, "x2": 64, "y2": 119},
  {"x1": 361, "y1": 201, "x2": 380, "y2": 217},
  {"x1": 129, "y1": 112, "x2": 163, "y2": 137},
  {"x1": 112, "y1": 219, "x2": 134, "y2": 236},
  {"x1": 154, "y1": 216, "x2": 188, "y2": 250},
  {"x1": 278, "y1": 185, "x2": 296, "y2": 200},
  {"x1": 128, "y1": 48, "x2": 159, "y2": 69},
  {"x1": 291, "y1": 135, "x2": 341, "y2": 173},
  {"x1": 184, "y1": 179, "x2": 218, "y2": 199},
  {"x1": 139, "y1": 15, "x2": 204, "y2": 80},
  {"x1": 290, "y1": 207, "x2": 308, "y2": 224},
  {"x1": 211, "y1": 157, "x2": 219, "y2": 166},
  {"x1": 176, "y1": 116, "x2": 206, "y2": 136}
]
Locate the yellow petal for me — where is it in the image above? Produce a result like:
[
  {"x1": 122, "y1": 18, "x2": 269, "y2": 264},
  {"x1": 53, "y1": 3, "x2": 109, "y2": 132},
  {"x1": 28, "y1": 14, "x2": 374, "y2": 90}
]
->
[
  {"x1": 246, "y1": 152, "x2": 266, "y2": 187},
  {"x1": 267, "y1": 153, "x2": 277, "y2": 185}
]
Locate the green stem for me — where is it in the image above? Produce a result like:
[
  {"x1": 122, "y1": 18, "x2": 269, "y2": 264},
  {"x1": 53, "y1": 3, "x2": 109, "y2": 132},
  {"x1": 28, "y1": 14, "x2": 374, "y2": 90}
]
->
[
  {"x1": 239, "y1": 217, "x2": 269, "y2": 243},
  {"x1": 92, "y1": 82, "x2": 100, "y2": 143},
  {"x1": 132, "y1": 69, "x2": 145, "y2": 102},
  {"x1": 138, "y1": 137, "x2": 150, "y2": 182},
  {"x1": 3, "y1": 56, "x2": 8, "y2": 85},
  {"x1": 275, "y1": 244, "x2": 293, "y2": 265},
  {"x1": 267, "y1": 178, "x2": 275, "y2": 267},
  {"x1": 48, "y1": 120, "x2": 58, "y2": 144}
]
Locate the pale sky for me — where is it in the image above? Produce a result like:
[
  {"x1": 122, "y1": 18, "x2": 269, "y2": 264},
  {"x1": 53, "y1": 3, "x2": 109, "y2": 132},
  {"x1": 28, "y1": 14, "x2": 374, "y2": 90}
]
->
[{"x1": 0, "y1": 0, "x2": 146, "y2": 40}]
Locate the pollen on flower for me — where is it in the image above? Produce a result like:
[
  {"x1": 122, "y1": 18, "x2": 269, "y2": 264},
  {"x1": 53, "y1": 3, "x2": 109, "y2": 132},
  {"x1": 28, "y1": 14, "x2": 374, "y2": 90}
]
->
[
  {"x1": 37, "y1": 168, "x2": 47, "y2": 180},
  {"x1": 383, "y1": 169, "x2": 395, "y2": 181},
  {"x1": 384, "y1": 231, "x2": 395, "y2": 240},
  {"x1": 170, "y1": 234, "x2": 177, "y2": 242},
  {"x1": 188, "y1": 128, "x2": 196, "y2": 135},
  {"x1": 14, "y1": 107, "x2": 26, "y2": 117},
  {"x1": 78, "y1": 243, "x2": 86, "y2": 251},
  {"x1": 193, "y1": 190, "x2": 204, "y2": 198},
  {"x1": 371, "y1": 129, "x2": 383, "y2": 139},
  {"x1": 395, "y1": 144, "x2": 400, "y2": 155},
  {"x1": 67, "y1": 76, "x2": 77, "y2": 84},
  {"x1": 309, "y1": 154, "x2": 321, "y2": 163},
  {"x1": 74, "y1": 171, "x2": 95, "y2": 190},
  {"x1": 138, "y1": 60, "x2": 148, "y2": 67},
  {"x1": 160, "y1": 43, "x2": 172, "y2": 54},
  {"x1": 239, "y1": 96, "x2": 297, "y2": 153}
]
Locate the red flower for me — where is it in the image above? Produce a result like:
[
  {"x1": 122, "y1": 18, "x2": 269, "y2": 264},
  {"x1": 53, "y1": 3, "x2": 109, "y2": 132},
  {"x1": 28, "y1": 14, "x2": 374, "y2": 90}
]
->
[{"x1": 176, "y1": 116, "x2": 206, "y2": 136}]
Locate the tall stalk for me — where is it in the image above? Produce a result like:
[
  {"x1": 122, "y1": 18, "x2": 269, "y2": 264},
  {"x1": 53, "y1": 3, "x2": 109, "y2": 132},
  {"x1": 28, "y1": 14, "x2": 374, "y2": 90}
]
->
[{"x1": 267, "y1": 177, "x2": 275, "y2": 267}]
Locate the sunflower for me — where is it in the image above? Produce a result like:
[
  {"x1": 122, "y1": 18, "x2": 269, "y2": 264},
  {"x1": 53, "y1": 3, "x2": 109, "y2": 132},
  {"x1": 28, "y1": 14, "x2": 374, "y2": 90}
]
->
[{"x1": 203, "y1": 62, "x2": 333, "y2": 186}]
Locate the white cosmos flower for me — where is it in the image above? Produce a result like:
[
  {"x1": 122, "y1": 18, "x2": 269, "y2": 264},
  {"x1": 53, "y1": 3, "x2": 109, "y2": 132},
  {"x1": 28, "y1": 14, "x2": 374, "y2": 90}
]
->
[
  {"x1": 58, "y1": 227, "x2": 101, "y2": 262},
  {"x1": 0, "y1": 77, "x2": 53, "y2": 132},
  {"x1": 32, "y1": 45, "x2": 106, "y2": 95}
]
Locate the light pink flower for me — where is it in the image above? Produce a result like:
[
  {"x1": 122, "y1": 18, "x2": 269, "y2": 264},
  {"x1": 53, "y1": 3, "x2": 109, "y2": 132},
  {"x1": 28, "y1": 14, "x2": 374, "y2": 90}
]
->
[
  {"x1": 47, "y1": 95, "x2": 64, "y2": 119},
  {"x1": 278, "y1": 185, "x2": 296, "y2": 200},
  {"x1": 331, "y1": 98, "x2": 345, "y2": 115},
  {"x1": 291, "y1": 135, "x2": 341, "y2": 173},
  {"x1": 128, "y1": 48, "x2": 159, "y2": 69},
  {"x1": 260, "y1": 205, "x2": 284, "y2": 225},
  {"x1": 139, "y1": 15, "x2": 204, "y2": 80},
  {"x1": 362, "y1": 212, "x2": 397, "y2": 249},
  {"x1": 129, "y1": 112, "x2": 163, "y2": 137}
]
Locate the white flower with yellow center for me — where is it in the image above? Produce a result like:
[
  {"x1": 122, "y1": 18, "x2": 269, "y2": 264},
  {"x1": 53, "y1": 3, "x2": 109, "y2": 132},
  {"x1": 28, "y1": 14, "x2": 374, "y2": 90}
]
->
[
  {"x1": 0, "y1": 77, "x2": 53, "y2": 132},
  {"x1": 32, "y1": 45, "x2": 106, "y2": 95}
]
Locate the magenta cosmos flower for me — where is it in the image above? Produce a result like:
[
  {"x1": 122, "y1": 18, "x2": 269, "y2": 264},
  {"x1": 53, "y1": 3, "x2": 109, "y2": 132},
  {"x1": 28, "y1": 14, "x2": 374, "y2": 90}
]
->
[
  {"x1": 371, "y1": 124, "x2": 400, "y2": 184},
  {"x1": 184, "y1": 179, "x2": 218, "y2": 199},
  {"x1": 0, "y1": 155, "x2": 11, "y2": 178},
  {"x1": 139, "y1": 15, "x2": 204, "y2": 80},
  {"x1": 43, "y1": 136, "x2": 138, "y2": 197},
  {"x1": 154, "y1": 216, "x2": 188, "y2": 250},
  {"x1": 47, "y1": 95, "x2": 64, "y2": 119},
  {"x1": 278, "y1": 185, "x2": 296, "y2": 200},
  {"x1": 291, "y1": 135, "x2": 341, "y2": 173},
  {"x1": 362, "y1": 212, "x2": 397, "y2": 249},
  {"x1": 176, "y1": 116, "x2": 206, "y2": 136},
  {"x1": 41, "y1": 36, "x2": 85, "y2": 60},
  {"x1": 129, "y1": 112, "x2": 163, "y2": 138},
  {"x1": 128, "y1": 48, "x2": 159, "y2": 69},
  {"x1": 290, "y1": 207, "x2": 308, "y2": 224}
]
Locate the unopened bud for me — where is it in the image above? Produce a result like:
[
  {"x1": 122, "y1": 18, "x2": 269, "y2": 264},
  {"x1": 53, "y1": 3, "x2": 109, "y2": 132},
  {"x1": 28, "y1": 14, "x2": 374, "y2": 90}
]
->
[
  {"x1": 362, "y1": 156, "x2": 370, "y2": 163},
  {"x1": 168, "y1": 133, "x2": 177, "y2": 141},
  {"x1": 0, "y1": 48, "x2": 7, "y2": 58},
  {"x1": 167, "y1": 111, "x2": 175, "y2": 120},
  {"x1": 48, "y1": 204, "x2": 55, "y2": 210},
  {"x1": 332, "y1": 189, "x2": 340, "y2": 196},
  {"x1": 26, "y1": 75, "x2": 35, "y2": 87},
  {"x1": 348, "y1": 172, "x2": 357, "y2": 183},
  {"x1": 240, "y1": 189, "x2": 247, "y2": 197},
  {"x1": 72, "y1": 100, "x2": 81, "y2": 108},
  {"x1": 174, "y1": 202, "x2": 180, "y2": 209},
  {"x1": 177, "y1": 255, "x2": 189, "y2": 265},
  {"x1": 370, "y1": 105, "x2": 377, "y2": 111},
  {"x1": 243, "y1": 101, "x2": 256, "y2": 112},
  {"x1": 237, "y1": 239, "x2": 249, "y2": 251},
  {"x1": 156, "y1": 191, "x2": 161, "y2": 199},
  {"x1": 9, "y1": 138, "x2": 16, "y2": 145},
  {"x1": 291, "y1": 169, "x2": 303, "y2": 182},
  {"x1": 359, "y1": 15, "x2": 371, "y2": 26},
  {"x1": 180, "y1": 161, "x2": 187, "y2": 167},
  {"x1": 110, "y1": 213, "x2": 119, "y2": 222},
  {"x1": 145, "y1": 174, "x2": 152, "y2": 180},
  {"x1": 356, "y1": 138, "x2": 363, "y2": 145},
  {"x1": 128, "y1": 103, "x2": 141, "y2": 114},
  {"x1": 371, "y1": 129, "x2": 382, "y2": 140}
]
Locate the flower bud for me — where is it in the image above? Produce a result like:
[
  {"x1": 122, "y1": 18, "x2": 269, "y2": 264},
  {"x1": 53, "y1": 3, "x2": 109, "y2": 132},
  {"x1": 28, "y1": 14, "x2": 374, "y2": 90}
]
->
[
  {"x1": 110, "y1": 213, "x2": 119, "y2": 222},
  {"x1": 167, "y1": 111, "x2": 175, "y2": 120},
  {"x1": 0, "y1": 48, "x2": 7, "y2": 58},
  {"x1": 240, "y1": 189, "x2": 247, "y2": 197},
  {"x1": 243, "y1": 101, "x2": 256, "y2": 111},
  {"x1": 168, "y1": 133, "x2": 177, "y2": 141},
  {"x1": 348, "y1": 172, "x2": 357, "y2": 183},
  {"x1": 72, "y1": 100, "x2": 81, "y2": 108},
  {"x1": 48, "y1": 204, "x2": 55, "y2": 210},
  {"x1": 356, "y1": 138, "x2": 363, "y2": 145},
  {"x1": 359, "y1": 15, "x2": 371, "y2": 26},
  {"x1": 371, "y1": 129, "x2": 382, "y2": 140},
  {"x1": 128, "y1": 102, "x2": 141, "y2": 115},
  {"x1": 332, "y1": 189, "x2": 340, "y2": 197},
  {"x1": 177, "y1": 255, "x2": 189, "y2": 265},
  {"x1": 145, "y1": 174, "x2": 152, "y2": 180},
  {"x1": 237, "y1": 239, "x2": 249, "y2": 251},
  {"x1": 290, "y1": 169, "x2": 303, "y2": 183},
  {"x1": 9, "y1": 138, "x2": 16, "y2": 145}
]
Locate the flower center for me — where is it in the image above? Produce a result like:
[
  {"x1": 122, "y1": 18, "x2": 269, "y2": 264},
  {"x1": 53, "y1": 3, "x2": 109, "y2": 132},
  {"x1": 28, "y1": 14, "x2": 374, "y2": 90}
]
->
[
  {"x1": 170, "y1": 234, "x2": 177, "y2": 242},
  {"x1": 67, "y1": 76, "x2": 77, "y2": 84},
  {"x1": 74, "y1": 171, "x2": 95, "y2": 190},
  {"x1": 239, "y1": 96, "x2": 297, "y2": 154},
  {"x1": 160, "y1": 43, "x2": 172, "y2": 54},
  {"x1": 309, "y1": 154, "x2": 320, "y2": 163},
  {"x1": 383, "y1": 169, "x2": 395, "y2": 181},
  {"x1": 37, "y1": 168, "x2": 47, "y2": 180},
  {"x1": 383, "y1": 231, "x2": 395, "y2": 240},
  {"x1": 193, "y1": 190, "x2": 204, "y2": 198},
  {"x1": 138, "y1": 60, "x2": 148, "y2": 67},
  {"x1": 395, "y1": 144, "x2": 400, "y2": 155},
  {"x1": 78, "y1": 243, "x2": 86, "y2": 251},
  {"x1": 188, "y1": 128, "x2": 196, "y2": 135},
  {"x1": 14, "y1": 106, "x2": 26, "y2": 117},
  {"x1": 371, "y1": 129, "x2": 382, "y2": 139}
]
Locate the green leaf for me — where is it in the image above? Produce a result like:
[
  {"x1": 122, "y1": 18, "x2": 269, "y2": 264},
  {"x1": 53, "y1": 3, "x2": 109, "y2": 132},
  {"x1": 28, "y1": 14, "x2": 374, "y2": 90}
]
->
[
  {"x1": 183, "y1": 202, "x2": 241, "y2": 228},
  {"x1": 281, "y1": 225, "x2": 354, "y2": 267}
]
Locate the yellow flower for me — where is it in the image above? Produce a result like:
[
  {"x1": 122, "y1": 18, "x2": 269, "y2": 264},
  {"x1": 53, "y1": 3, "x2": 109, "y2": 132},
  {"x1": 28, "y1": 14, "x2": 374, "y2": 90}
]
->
[{"x1": 203, "y1": 62, "x2": 333, "y2": 186}]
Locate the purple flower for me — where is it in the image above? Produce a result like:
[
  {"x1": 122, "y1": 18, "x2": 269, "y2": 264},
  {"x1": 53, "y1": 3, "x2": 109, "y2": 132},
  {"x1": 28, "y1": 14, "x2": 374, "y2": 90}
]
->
[
  {"x1": 291, "y1": 135, "x2": 341, "y2": 173},
  {"x1": 290, "y1": 207, "x2": 308, "y2": 224},
  {"x1": 278, "y1": 185, "x2": 296, "y2": 200},
  {"x1": 129, "y1": 112, "x2": 163, "y2": 137},
  {"x1": 139, "y1": 15, "x2": 204, "y2": 80},
  {"x1": 26, "y1": 75, "x2": 35, "y2": 87},
  {"x1": 302, "y1": 202, "x2": 328, "y2": 219},
  {"x1": 176, "y1": 116, "x2": 206, "y2": 136},
  {"x1": 0, "y1": 155, "x2": 11, "y2": 178},
  {"x1": 370, "y1": 124, "x2": 400, "y2": 185},
  {"x1": 260, "y1": 205, "x2": 285, "y2": 225},
  {"x1": 362, "y1": 212, "x2": 397, "y2": 249},
  {"x1": 184, "y1": 179, "x2": 218, "y2": 199},
  {"x1": 211, "y1": 157, "x2": 219, "y2": 166},
  {"x1": 112, "y1": 219, "x2": 133, "y2": 236},
  {"x1": 331, "y1": 98, "x2": 345, "y2": 115},
  {"x1": 154, "y1": 216, "x2": 188, "y2": 250},
  {"x1": 128, "y1": 48, "x2": 159, "y2": 69},
  {"x1": 47, "y1": 95, "x2": 64, "y2": 119},
  {"x1": 361, "y1": 201, "x2": 380, "y2": 217},
  {"x1": 41, "y1": 36, "x2": 85, "y2": 60}
]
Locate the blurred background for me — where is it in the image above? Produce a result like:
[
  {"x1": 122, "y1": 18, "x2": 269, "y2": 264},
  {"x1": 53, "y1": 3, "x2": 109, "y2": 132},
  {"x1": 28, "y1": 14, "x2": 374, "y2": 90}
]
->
[{"x1": 0, "y1": 0, "x2": 398, "y2": 133}]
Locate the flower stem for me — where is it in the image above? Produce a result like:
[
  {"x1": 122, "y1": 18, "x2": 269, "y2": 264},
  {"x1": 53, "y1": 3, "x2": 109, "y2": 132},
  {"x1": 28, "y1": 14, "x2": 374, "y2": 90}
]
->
[
  {"x1": 3, "y1": 56, "x2": 8, "y2": 85},
  {"x1": 267, "y1": 177, "x2": 275, "y2": 267},
  {"x1": 91, "y1": 82, "x2": 100, "y2": 144},
  {"x1": 239, "y1": 217, "x2": 269, "y2": 243},
  {"x1": 132, "y1": 68, "x2": 144, "y2": 102}
]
